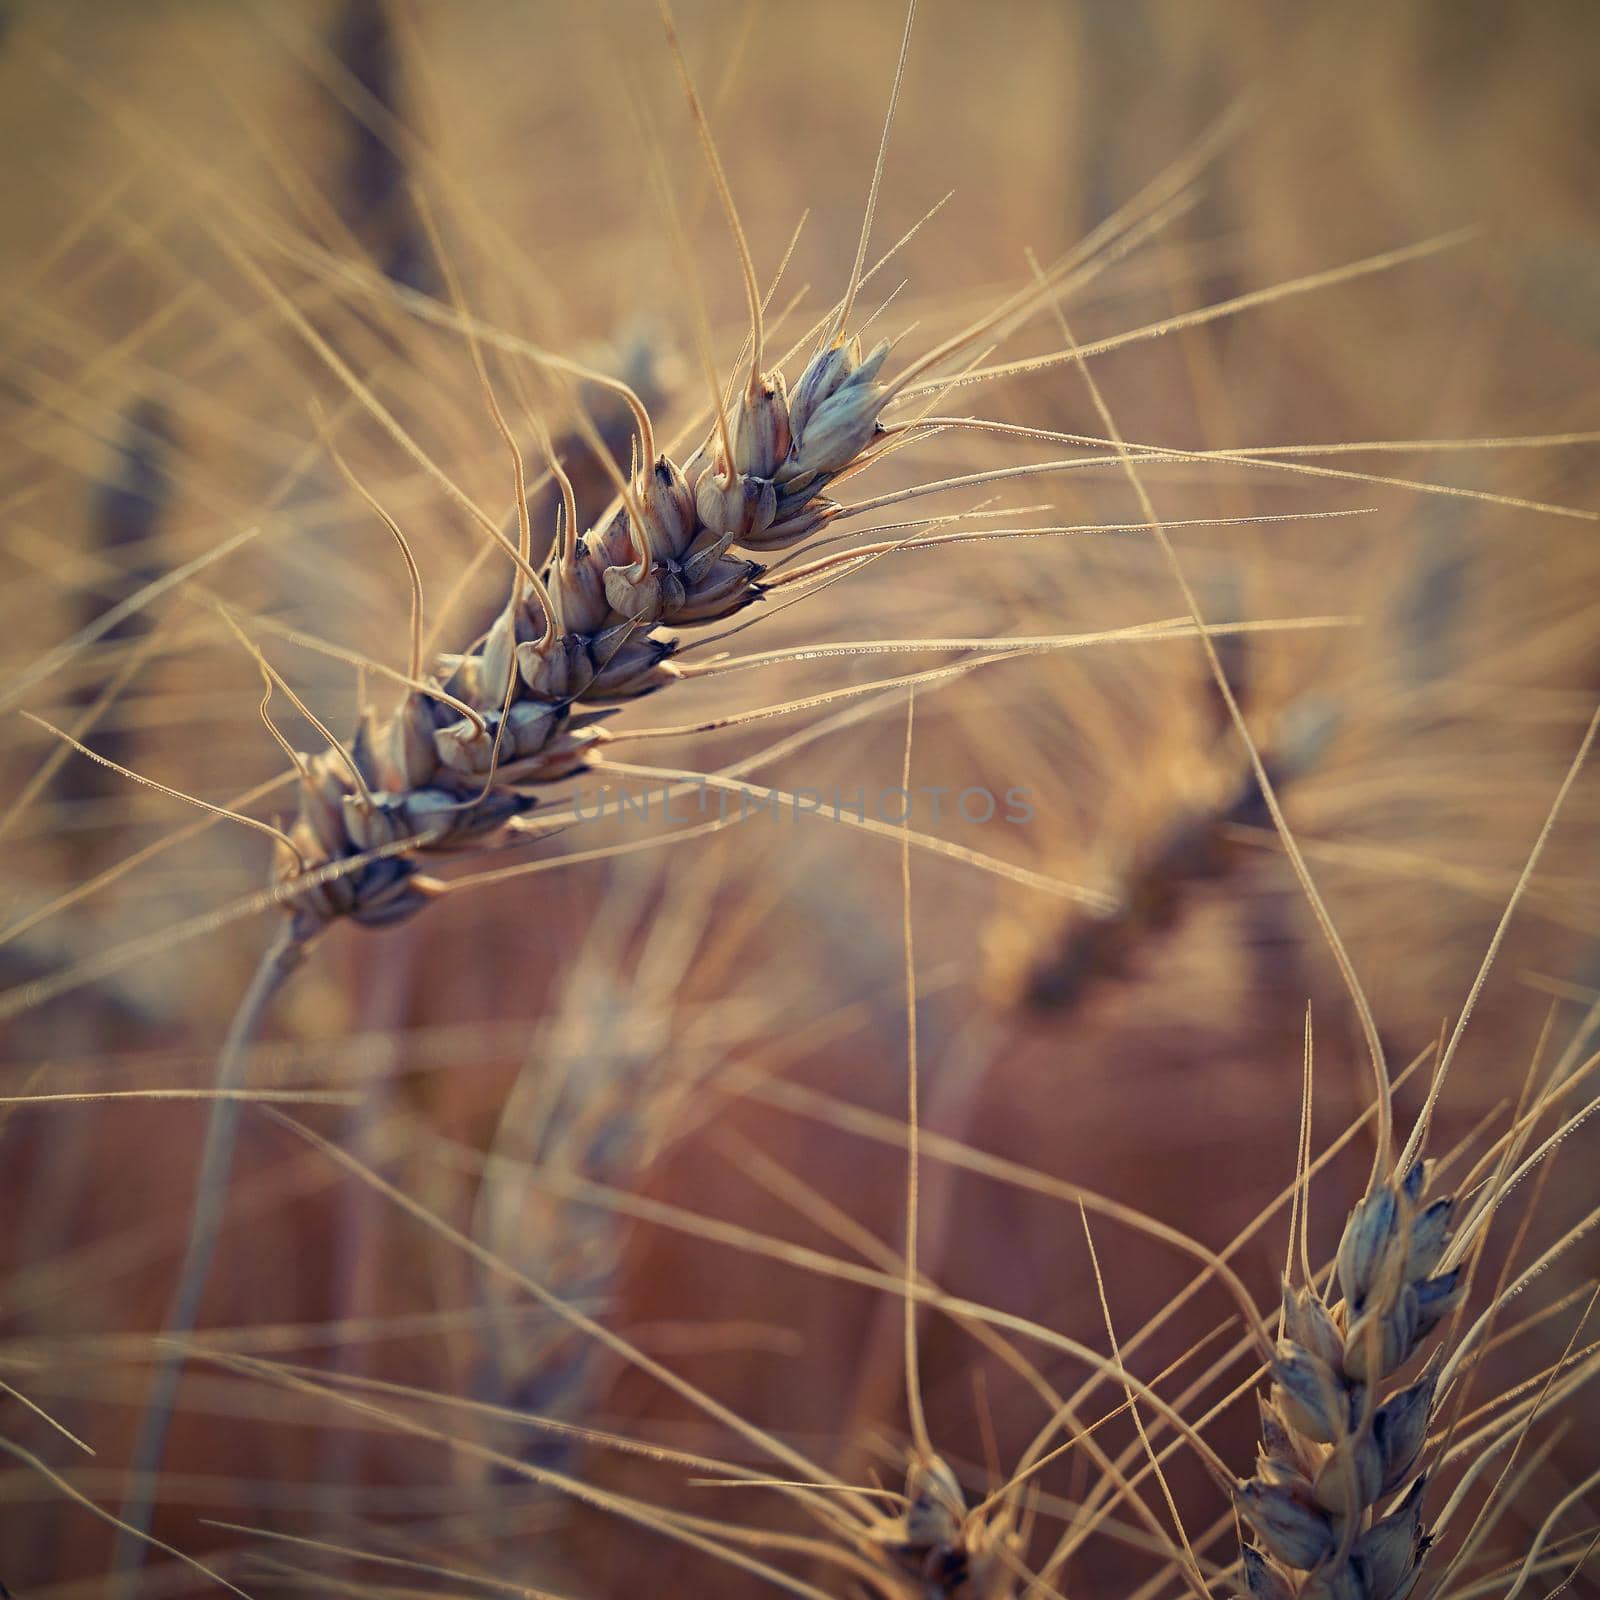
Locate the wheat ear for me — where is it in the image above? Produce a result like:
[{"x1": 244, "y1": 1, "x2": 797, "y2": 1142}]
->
[
  {"x1": 1001, "y1": 697, "x2": 1336, "y2": 1014},
  {"x1": 1235, "y1": 1157, "x2": 1461, "y2": 1600},
  {"x1": 471, "y1": 877, "x2": 713, "y2": 1488},
  {"x1": 262, "y1": 314, "x2": 898, "y2": 941}
]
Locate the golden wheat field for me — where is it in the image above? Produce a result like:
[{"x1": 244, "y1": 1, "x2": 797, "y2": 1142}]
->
[{"x1": 1, "y1": 2, "x2": 1598, "y2": 1596}]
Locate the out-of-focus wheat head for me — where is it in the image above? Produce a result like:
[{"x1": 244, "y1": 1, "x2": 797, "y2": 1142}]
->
[{"x1": 1, "y1": 2, "x2": 1598, "y2": 1598}]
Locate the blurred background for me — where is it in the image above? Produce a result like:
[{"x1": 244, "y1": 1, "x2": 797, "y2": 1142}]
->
[{"x1": 1, "y1": 2, "x2": 1597, "y2": 1594}]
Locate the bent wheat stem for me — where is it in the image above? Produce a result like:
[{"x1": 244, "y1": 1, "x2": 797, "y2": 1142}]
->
[{"x1": 110, "y1": 918, "x2": 305, "y2": 1585}]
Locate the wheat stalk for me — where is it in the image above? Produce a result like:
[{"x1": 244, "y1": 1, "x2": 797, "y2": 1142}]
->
[
  {"x1": 103, "y1": 0, "x2": 983, "y2": 1563},
  {"x1": 106, "y1": 247, "x2": 906, "y2": 1600}
]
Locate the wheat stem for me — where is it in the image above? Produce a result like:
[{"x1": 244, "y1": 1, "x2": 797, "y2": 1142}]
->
[{"x1": 110, "y1": 919, "x2": 305, "y2": 1586}]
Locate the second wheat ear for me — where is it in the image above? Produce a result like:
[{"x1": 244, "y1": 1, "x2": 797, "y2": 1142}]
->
[{"x1": 1238, "y1": 1159, "x2": 1461, "y2": 1600}]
